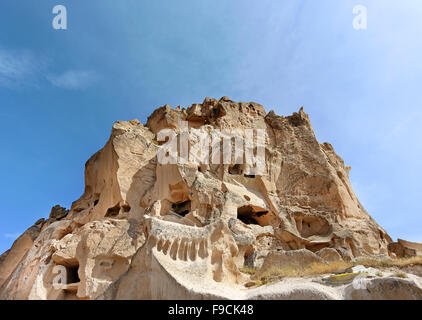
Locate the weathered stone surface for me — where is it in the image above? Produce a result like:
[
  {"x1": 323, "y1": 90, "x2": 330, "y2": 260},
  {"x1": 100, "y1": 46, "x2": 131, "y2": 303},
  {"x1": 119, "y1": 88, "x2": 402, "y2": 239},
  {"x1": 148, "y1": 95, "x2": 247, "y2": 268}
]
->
[
  {"x1": 244, "y1": 250, "x2": 270, "y2": 269},
  {"x1": 100, "y1": 217, "x2": 244, "y2": 299},
  {"x1": 253, "y1": 249, "x2": 324, "y2": 280},
  {"x1": 0, "y1": 220, "x2": 43, "y2": 289},
  {"x1": 49, "y1": 205, "x2": 69, "y2": 220},
  {"x1": 316, "y1": 248, "x2": 343, "y2": 262},
  {"x1": 344, "y1": 277, "x2": 422, "y2": 300},
  {"x1": 0, "y1": 97, "x2": 419, "y2": 300},
  {"x1": 388, "y1": 239, "x2": 422, "y2": 258}
]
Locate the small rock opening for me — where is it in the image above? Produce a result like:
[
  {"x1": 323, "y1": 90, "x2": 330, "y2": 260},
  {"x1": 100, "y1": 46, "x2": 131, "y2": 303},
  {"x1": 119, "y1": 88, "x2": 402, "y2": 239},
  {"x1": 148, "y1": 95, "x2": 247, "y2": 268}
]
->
[
  {"x1": 237, "y1": 205, "x2": 271, "y2": 226},
  {"x1": 65, "y1": 264, "x2": 80, "y2": 285},
  {"x1": 105, "y1": 203, "x2": 131, "y2": 218},
  {"x1": 198, "y1": 165, "x2": 207, "y2": 173},
  {"x1": 171, "y1": 200, "x2": 191, "y2": 217},
  {"x1": 244, "y1": 174, "x2": 256, "y2": 178},
  {"x1": 229, "y1": 164, "x2": 243, "y2": 175},
  {"x1": 105, "y1": 204, "x2": 120, "y2": 217},
  {"x1": 92, "y1": 193, "x2": 100, "y2": 207},
  {"x1": 294, "y1": 216, "x2": 331, "y2": 238},
  {"x1": 121, "y1": 203, "x2": 131, "y2": 213},
  {"x1": 305, "y1": 242, "x2": 331, "y2": 253}
]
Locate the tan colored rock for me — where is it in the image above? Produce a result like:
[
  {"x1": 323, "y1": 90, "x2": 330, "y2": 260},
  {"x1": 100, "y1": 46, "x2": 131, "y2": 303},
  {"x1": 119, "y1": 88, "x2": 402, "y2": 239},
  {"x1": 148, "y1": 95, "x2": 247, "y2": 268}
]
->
[
  {"x1": 52, "y1": 219, "x2": 145, "y2": 299},
  {"x1": 0, "y1": 219, "x2": 43, "y2": 288},
  {"x1": 1, "y1": 97, "x2": 417, "y2": 300},
  {"x1": 67, "y1": 119, "x2": 158, "y2": 225},
  {"x1": 49, "y1": 205, "x2": 69, "y2": 220},
  {"x1": 344, "y1": 277, "x2": 422, "y2": 300},
  {"x1": 100, "y1": 217, "x2": 244, "y2": 300},
  {"x1": 252, "y1": 249, "x2": 324, "y2": 280},
  {"x1": 316, "y1": 248, "x2": 343, "y2": 262},
  {"x1": 0, "y1": 217, "x2": 144, "y2": 300},
  {"x1": 388, "y1": 239, "x2": 422, "y2": 258},
  {"x1": 244, "y1": 250, "x2": 270, "y2": 269},
  {"x1": 0, "y1": 219, "x2": 74, "y2": 299},
  {"x1": 401, "y1": 265, "x2": 422, "y2": 277}
]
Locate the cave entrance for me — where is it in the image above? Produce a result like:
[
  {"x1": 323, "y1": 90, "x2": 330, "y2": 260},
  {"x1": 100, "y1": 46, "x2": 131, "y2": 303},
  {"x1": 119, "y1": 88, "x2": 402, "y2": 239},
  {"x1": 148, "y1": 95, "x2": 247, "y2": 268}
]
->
[
  {"x1": 171, "y1": 200, "x2": 191, "y2": 217},
  {"x1": 228, "y1": 164, "x2": 244, "y2": 175},
  {"x1": 105, "y1": 204, "x2": 120, "y2": 217},
  {"x1": 294, "y1": 216, "x2": 331, "y2": 238},
  {"x1": 105, "y1": 202, "x2": 131, "y2": 218},
  {"x1": 237, "y1": 205, "x2": 271, "y2": 226},
  {"x1": 65, "y1": 265, "x2": 80, "y2": 284}
]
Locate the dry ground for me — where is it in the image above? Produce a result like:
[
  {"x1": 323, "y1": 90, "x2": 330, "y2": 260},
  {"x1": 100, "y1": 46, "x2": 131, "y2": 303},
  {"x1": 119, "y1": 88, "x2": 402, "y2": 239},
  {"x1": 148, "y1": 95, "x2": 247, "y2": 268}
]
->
[{"x1": 240, "y1": 256, "x2": 422, "y2": 286}]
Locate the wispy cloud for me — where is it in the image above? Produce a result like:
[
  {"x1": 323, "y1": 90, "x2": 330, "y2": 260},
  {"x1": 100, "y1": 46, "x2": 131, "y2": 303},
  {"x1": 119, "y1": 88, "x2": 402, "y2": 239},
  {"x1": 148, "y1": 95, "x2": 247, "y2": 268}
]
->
[
  {"x1": 3, "y1": 233, "x2": 21, "y2": 240},
  {"x1": 47, "y1": 70, "x2": 100, "y2": 90},
  {"x1": 0, "y1": 47, "x2": 100, "y2": 90},
  {"x1": 0, "y1": 48, "x2": 39, "y2": 88}
]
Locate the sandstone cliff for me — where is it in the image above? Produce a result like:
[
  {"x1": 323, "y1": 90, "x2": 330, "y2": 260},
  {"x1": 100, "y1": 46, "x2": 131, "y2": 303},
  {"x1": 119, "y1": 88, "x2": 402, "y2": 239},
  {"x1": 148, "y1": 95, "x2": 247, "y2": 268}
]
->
[{"x1": 0, "y1": 97, "x2": 420, "y2": 300}]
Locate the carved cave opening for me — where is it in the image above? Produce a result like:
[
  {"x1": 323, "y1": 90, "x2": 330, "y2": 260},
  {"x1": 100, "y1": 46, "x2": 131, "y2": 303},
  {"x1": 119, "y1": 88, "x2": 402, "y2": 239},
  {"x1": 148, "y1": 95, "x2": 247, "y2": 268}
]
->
[
  {"x1": 65, "y1": 264, "x2": 80, "y2": 285},
  {"x1": 105, "y1": 203, "x2": 131, "y2": 218},
  {"x1": 237, "y1": 205, "x2": 271, "y2": 226},
  {"x1": 171, "y1": 200, "x2": 191, "y2": 217},
  {"x1": 294, "y1": 216, "x2": 331, "y2": 238},
  {"x1": 105, "y1": 204, "x2": 120, "y2": 217},
  {"x1": 229, "y1": 164, "x2": 243, "y2": 175}
]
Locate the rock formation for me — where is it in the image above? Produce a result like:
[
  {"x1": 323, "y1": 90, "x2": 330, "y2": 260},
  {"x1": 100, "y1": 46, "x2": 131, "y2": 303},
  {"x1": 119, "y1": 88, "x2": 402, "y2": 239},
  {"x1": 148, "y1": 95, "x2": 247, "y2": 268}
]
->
[
  {"x1": 388, "y1": 239, "x2": 422, "y2": 258},
  {"x1": 0, "y1": 97, "x2": 420, "y2": 300}
]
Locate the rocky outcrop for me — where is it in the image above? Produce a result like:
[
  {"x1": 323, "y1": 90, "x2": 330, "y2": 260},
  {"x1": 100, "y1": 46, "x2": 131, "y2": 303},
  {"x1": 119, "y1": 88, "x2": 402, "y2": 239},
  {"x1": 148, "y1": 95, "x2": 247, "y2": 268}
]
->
[
  {"x1": 0, "y1": 97, "x2": 419, "y2": 300},
  {"x1": 252, "y1": 249, "x2": 323, "y2": 280},
  {"x1": 0, "y1": 219, "x2": 44, "y2": 289},
  {"x1": 388, "y1": 239, "x2": 422, "y2": 258},
  {"x1": 101, "y1": 217, "x2": 244, "y2": 300},
  {"x1": 316, "y1": 248, "x2": 344, "y2": 262},
  {"x1": 49, "y1": 205, "x2": 69, "y2": 220},
  {"x1": 343, "y1": 277, "x2": 422, "y2": 300}
]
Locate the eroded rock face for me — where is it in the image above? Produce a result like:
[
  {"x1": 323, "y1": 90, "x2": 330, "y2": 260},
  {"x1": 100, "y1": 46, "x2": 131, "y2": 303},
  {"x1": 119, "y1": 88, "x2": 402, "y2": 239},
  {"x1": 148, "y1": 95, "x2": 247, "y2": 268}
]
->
[
  {"x1": 344, "y1": 277, "x2": 422, "y2": 300},
  {"x1": 388, "y1": 239, "x2": 422, "y2": 258},
  {"x1": 0, "y1": 219, "x2": 44, "y2": 290},
  {"x1": 252, "y1": 249, "x2": 324, "y2": 280},
  {"x1": 0, "y1": 97, "x2": 418, "y2": 300},
  {"x1": 100, "y1": 217, "x2": 244, "y2": 300},
  {"x1": 316, "y1": 248, "x2": 344, "y2": 262}
]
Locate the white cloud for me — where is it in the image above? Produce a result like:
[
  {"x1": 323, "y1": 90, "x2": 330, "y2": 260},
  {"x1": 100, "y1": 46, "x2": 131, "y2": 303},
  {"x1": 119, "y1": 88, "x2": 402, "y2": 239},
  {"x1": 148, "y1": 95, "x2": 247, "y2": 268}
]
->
[
  {"x1": 47, "y1": 70, "x2": 100, "y2": 90},
  {"x1": 0, "y1": 48, "x2": 99, "y2": 90},
  {"x1": 0, "y1": 49, "x2": 38, "y2": 87}
]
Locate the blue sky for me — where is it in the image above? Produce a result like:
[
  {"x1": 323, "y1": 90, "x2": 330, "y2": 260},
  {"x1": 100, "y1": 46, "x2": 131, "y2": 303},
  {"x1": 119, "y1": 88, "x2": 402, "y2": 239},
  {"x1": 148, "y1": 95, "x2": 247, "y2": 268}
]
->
[{"x1": 0, "y1": 0, "x2": 421, "y2": 253}]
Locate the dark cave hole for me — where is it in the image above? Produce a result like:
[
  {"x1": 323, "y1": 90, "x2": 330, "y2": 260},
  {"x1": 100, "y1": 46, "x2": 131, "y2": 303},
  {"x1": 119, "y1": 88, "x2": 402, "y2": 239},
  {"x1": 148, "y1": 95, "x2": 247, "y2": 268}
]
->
[
  {"x1": 105, "y1": 204, "x2": 120, "y2": 217},
  {"x1": 237, "y1": 205, "x2": 269, "y2": 226},
  {"x1": 65, "y1": 265, "x2": 80, "y2": 284},
  {"x1": 244, "y1": 174, "x2": 255, "y2": 178},
  {"x1": 171, "y1": 200, "x2": 191, "y2": 217},
  {"x1": 229, "y1": 164, "x2": 243, "y2": 175}
]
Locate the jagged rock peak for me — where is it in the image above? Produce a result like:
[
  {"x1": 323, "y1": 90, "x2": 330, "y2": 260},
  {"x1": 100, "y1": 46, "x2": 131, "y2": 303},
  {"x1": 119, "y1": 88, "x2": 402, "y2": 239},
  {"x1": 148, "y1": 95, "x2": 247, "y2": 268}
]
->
[{"x1": 1, "y1": 97, "x2": 420, "y2": 300}]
